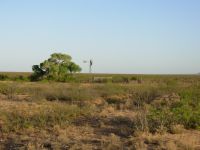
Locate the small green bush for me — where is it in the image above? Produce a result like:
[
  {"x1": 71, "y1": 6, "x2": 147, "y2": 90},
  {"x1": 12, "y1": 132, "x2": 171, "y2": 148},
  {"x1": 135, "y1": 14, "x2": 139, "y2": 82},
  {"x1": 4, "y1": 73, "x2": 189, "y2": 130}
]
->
[
  {"x1": 147, "y1": 107, "x2": 177, "y2": 133},
  {"x1": 130, "y1": 76, "x2": 137, "y2": 81},
  {"x1": 171, "y1": 90, "x2": 200, "y2": 129},
  {"x1": 146, "y1": 88, "x2": 200, "y2": 133},
  {"x1": 0, "y1": 74, "x2": 9, "y2": 81}
]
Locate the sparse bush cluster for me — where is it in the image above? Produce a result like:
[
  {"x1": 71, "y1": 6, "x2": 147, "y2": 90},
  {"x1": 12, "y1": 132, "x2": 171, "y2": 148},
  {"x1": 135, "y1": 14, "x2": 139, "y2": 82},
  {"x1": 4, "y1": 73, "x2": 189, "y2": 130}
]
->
[{"x1": 132, "y1": 87, "x2": 200, "y2": 134}]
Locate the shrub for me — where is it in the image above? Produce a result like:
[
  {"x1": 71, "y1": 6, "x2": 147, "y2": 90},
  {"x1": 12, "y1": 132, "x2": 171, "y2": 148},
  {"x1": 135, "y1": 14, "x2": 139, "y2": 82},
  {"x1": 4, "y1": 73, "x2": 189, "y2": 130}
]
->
[
  {"x1": 0, "y1": 74, "x2": 9, "y2": 81},
  {"x1": 147, "y1": 107, "x2": 177, "y2": 133},
  {"x1": 132, "y1": 88, "x2": 162, "y2": 108},
  {"x1": 174, "y1": 108, "x2": 200, "y2": 129},
  {"x1": 130, "y1": 76, "x2": 137, "y2": 81},
  {"x1": 146, "y1": 88, "x2": 200, "y2": 133},
  {"x1": 172, "y1": 99, "x2": 200, "y2": 129}
]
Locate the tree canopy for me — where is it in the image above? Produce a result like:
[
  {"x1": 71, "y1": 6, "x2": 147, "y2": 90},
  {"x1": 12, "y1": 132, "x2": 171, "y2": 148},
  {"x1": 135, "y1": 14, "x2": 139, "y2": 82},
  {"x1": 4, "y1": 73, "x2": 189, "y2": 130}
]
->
[{"x1": 32, "y1": 53, "x2": 81, "y2": 81}]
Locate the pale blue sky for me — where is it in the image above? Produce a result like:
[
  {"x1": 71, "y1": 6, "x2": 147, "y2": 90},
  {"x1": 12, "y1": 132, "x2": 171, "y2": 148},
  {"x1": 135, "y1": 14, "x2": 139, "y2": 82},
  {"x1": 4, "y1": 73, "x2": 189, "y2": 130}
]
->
[{"x1": 0, "y1": 0, "x2": 199, "y2": 74}]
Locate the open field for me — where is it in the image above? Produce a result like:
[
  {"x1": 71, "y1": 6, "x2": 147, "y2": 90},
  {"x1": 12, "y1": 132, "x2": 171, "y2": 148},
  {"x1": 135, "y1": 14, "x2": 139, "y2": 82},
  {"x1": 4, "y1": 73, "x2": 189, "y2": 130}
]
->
[{"x1": 0, "y1": 73, "x2": 200, "y2": 149}]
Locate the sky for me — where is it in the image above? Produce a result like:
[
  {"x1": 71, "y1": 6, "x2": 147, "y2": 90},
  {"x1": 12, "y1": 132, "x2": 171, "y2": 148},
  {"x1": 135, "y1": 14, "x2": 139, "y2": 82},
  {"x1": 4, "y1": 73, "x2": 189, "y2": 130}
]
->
[{"x1": 0, "y1": 0, "x2": 200, "y2": 74}]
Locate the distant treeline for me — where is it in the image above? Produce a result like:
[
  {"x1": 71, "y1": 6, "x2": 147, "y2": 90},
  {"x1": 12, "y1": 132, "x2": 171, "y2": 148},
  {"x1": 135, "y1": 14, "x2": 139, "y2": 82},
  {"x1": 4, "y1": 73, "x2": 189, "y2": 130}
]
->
[
  {"x1": 0, "y1": 72, "x2": 142, "y2": 83},
  {"x1": 1, "y1": 72, "x2": 199, "y2": 84},
  {"x1": 0, "y1": 73, "x2": 31, "y2": 81}
]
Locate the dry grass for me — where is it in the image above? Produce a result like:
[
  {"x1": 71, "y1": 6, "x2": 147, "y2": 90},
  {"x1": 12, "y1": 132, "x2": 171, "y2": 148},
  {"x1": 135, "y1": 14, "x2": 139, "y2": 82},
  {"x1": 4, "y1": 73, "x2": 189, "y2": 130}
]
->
[
  {"x1": 0, "y1": 74, "x2": 200, "y2": 149},
  {"x1": 131, "y1": 130, "x2": 200, "y2": 150}
]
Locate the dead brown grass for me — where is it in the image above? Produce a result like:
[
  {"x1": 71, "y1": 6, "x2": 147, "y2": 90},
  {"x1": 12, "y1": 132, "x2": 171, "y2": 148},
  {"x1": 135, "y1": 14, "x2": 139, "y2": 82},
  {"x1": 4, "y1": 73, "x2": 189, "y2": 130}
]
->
[{"x1": 0, "y1": 75, "x2": 200, "y2": 149}]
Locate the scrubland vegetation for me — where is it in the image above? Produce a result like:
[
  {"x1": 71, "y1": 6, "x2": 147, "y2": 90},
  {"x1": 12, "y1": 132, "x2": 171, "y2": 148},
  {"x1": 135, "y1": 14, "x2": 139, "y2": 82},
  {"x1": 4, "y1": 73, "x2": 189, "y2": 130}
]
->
[{"x1": 0, "y1": 73, "x2": 200, "y2": 149}]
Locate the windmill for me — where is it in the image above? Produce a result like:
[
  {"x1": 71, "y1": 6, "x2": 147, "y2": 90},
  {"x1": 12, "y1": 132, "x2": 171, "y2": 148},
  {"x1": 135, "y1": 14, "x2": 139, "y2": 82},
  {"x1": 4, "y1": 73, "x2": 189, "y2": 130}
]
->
[{"x1": 83, "y1": 59, "x2": 93, "y2": 73}]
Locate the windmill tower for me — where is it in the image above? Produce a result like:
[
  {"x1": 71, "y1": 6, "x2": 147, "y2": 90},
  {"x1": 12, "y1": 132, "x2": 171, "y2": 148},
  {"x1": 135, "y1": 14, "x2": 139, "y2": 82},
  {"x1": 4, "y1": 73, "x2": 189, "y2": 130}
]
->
[
  {"x1": 89, "y1": 59, "x2": 93, "y2": 73},
  {"x1": 83, "y1": 59, "x2": 93, "y2": 73}
]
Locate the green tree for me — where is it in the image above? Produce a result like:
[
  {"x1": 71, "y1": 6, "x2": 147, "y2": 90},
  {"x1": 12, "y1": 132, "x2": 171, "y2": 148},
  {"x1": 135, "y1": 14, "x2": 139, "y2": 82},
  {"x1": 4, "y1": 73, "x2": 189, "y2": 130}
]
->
[
  {"x1": 31, "y1": 53, "x2": 81, "y2": 81},
  {"x1": 68, "y1": 62, "x2": 82, "y2": 73}
]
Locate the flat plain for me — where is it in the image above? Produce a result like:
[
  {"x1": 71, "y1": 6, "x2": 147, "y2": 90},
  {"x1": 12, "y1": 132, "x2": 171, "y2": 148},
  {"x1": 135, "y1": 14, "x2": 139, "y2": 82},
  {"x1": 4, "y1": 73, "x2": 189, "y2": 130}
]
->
[{"x1": 0, "y1": 73, "x2": 200, "y2": 150}]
